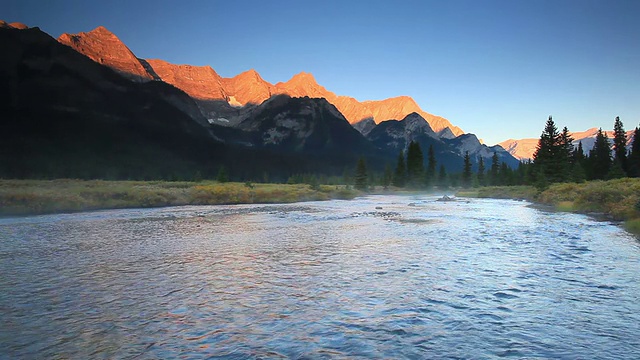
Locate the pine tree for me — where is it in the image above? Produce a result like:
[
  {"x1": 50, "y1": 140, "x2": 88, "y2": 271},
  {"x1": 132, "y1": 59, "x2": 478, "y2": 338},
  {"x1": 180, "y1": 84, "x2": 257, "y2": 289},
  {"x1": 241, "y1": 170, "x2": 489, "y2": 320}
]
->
[
  {"x1": 608, "y1": 160, "x2": 626, "y2": 179},
  {"x1": 570, "y1": 162, "x2": 586, "y2": 183},
  {"x1": 426, "y1": 144, "x2": 437, "y2": 186},
  {"x1": 216, "y1": 166, "x2": 229, "y2": 183},
  {"x1": 589, "y1": 128, "x2": 612, "y2": 180},
  {"x1": 393, "y1": 150, "x2": 407, "y2": 187},
  {"x1": 438, "y1": 165, "x2": 448, "y2": 189},
  {"x1": 382, "y1": 164, "x2": 393, "y2": 189},
  {"x1": 354, "y1": 157, "x2": 368, "y2": 191},
  {"x1": 533, "y1": 116, "x2": 563, "y2": 183},
  {"x1": 613, "y1": 116, "x2": 628, "y2": 175},
  {"x1": 573, "y1": 141, "x2": 585, "y2": 164},
  {"x1": 500, "y1": 162, "x2": 512, "y2": 185},
  {"x1": 462, "y1": 151, "x2": 472, "y2": 188},
  {"x1": 516, "y1": 160, "x2": 531, "y2": 185},
  {"x1": 406, "y1": 141, "x2": 424, "y2": 187},
  {"x1": 628, "y1": 127, "x2": 640, "y2": 177},
  {"x1": 558, "y1": 126, "x2": 574, "y2": 182},
  {"x1": 490, "y1": 152, "x2": 500, "y2": 185},
  {"x1": 477, "y1": 157, "x2": 485, "y2": 186}
]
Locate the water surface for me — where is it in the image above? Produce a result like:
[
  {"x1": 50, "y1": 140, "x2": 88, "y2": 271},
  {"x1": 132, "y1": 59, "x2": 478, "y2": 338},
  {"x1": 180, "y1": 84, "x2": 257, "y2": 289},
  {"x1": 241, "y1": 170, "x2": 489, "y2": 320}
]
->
[{"x1": 1, "y1": 196, "x2": 639, "y2": 358}]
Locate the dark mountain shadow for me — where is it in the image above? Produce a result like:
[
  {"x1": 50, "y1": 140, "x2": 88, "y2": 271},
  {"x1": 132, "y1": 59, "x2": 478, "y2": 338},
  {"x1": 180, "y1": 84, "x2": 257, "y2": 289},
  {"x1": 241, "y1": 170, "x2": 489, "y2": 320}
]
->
[{"x1": 0, "y1": 28, "x2": 333, "y2": 180}]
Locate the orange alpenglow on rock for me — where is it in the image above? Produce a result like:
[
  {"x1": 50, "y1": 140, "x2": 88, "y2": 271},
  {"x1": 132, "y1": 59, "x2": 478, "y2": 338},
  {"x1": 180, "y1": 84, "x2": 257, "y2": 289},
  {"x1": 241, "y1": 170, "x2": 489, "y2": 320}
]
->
[
  {"x1": 56, "y1": 25, "x2": 464, "y2": 135},
  {"x1": 144, "y1": 59, "x2": 227, "y2": 101},
  {"x1": 58, "y1": 26, "x2": 155, "y2": 82},
  {"x1": 0, "y1": 20, "x2": 29, "y2": 29},
  {"x1": 222, "y1": 69, "x2": 274, "y2": 106}
]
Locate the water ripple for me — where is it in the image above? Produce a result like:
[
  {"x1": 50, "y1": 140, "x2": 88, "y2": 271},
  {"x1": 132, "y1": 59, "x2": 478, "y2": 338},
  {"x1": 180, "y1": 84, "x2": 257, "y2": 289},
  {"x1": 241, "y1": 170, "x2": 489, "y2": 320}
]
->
[{"x1": 1, "y1": 196, "x2": 639, "y2": 358}]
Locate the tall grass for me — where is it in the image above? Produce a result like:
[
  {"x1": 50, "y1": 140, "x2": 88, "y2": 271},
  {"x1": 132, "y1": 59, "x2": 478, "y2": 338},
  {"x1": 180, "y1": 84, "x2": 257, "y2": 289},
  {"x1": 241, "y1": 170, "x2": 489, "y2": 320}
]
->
[
  {"x1": 456, "y1": 186, "x2": 538, "y2": 201},
  {"x1": 0, "y1": 180, "x2": 360, "y2": 216},
  {"x1": 538, "y1": 178, "x2": 640, "y2": 223}
]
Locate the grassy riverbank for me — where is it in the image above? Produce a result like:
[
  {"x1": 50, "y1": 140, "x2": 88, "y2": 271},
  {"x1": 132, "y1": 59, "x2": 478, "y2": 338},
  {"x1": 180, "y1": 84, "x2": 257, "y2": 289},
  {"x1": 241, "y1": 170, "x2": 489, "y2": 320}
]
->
[
  {"x1": 0, "y1": 179, "x2": 360, "y2": 216},
  {"x1": 457, "y1": 178, "x2": 640, "y2": 236}
]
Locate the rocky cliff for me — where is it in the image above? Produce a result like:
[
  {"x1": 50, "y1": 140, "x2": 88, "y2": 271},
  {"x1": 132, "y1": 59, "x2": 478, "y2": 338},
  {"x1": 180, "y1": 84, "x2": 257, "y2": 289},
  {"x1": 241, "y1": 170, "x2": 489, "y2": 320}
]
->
[
  {"x1": 57, "y1": 26, "x2": 464, "y2": 137},
  {"x1": 58, "y1": 26, "x2": 155, "y2": 82},
  {"x1": 222, "y1": 69, "x2": 274, "y2": 106}
]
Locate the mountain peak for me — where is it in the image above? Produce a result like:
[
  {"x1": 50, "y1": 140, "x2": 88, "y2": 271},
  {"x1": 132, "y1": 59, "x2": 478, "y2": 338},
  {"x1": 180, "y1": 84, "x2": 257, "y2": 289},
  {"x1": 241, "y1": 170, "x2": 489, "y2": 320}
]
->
[
  {"x1": 275, "y1": 71, "x2": 327, "y2": 99},
  {"x1": 235, "y1": 68, "x2": 264, "y2": 81},
  {"x1": 222, "y1": 69, "x2": 273, "y2": 106},
  {"x1": 288, "y1": 71, "x2": 317, "y2": 84},
  {"x1": 0, "y1": 20, "x2": 29, "y2": 29},
  {"x1": 58, "y1": 26, "x2": 154, "y2": 82},
  {"x1": 90, "y1": 25, "x2": 115, "y2": 36},
  {"x1": 145, "y1": 59, "x2": 226, "y2": 101}
]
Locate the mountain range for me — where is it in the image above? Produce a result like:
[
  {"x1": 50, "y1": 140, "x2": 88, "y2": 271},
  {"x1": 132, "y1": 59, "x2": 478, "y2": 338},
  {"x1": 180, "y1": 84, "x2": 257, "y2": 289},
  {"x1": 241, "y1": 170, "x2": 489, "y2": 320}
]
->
[
  {"x1": 1, "y1": 21, "x2": 518, "y2": 181},
  {"x1": 499, "y1": 128, "x2": 636, "y2": 161},
  {"x1": 57, "y1": 25, "x2": 464, "y2": 137}
]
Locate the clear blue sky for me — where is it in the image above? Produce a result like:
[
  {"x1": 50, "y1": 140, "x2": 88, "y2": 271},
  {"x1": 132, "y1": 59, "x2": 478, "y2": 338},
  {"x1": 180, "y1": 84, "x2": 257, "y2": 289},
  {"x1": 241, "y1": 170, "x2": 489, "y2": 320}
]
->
[{"x1": 5, "y1": 0, "x2": 640, "y2": 145}]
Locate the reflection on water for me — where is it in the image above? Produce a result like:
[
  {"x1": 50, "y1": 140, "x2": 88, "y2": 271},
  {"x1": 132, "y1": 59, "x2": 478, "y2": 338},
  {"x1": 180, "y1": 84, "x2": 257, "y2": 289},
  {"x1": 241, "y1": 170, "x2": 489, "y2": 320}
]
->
[{"x1": 1, "y1": 196, "x2": 639, "y2": 358}]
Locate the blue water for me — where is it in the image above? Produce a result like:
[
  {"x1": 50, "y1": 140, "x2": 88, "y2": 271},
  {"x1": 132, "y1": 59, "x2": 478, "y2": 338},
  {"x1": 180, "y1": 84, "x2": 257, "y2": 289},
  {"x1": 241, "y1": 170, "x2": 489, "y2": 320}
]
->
[{"x1": 1, "y1": 196, "x2": 639, "y2": 359}]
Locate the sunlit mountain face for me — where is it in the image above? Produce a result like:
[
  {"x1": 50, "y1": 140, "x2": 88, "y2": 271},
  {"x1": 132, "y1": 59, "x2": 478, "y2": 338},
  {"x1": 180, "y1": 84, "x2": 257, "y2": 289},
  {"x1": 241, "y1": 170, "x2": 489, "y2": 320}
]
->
[{"x1": 1, "y1": 22, "x2": 520, "y2": 181}]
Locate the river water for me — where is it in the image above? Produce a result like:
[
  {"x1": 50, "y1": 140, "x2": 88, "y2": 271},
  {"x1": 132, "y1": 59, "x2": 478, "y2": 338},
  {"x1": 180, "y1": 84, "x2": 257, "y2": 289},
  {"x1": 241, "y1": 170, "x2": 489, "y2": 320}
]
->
[{"x1": 1, "y1": 195, "x2": 639, "y2": 359}]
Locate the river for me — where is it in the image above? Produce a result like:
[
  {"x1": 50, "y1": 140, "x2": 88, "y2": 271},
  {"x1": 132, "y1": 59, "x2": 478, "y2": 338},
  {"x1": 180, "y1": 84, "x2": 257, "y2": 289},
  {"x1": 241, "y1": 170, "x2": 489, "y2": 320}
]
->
[{"x1": 1, "y1": 195, "x2": 639, "y2": 359}]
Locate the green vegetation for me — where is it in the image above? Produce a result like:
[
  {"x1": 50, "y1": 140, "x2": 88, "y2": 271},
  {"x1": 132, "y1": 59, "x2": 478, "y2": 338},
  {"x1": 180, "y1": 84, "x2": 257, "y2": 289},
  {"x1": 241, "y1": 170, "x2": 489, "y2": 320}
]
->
[
  {"x1": 536, "y1": 178, "x2": 640, "y2": 220},
  {"x1": 354, "y1": 157, "x2": 369, "y2": 191},
  {"x1": 456, "y1": 186, "x2": 538, "y2": 200},
  {"x1": 455, "y1": 116, "x2": 640, "y2": 236},
  {"x1": 0, "y1": 180, "x2": 360, "y2": 216},
  {"x1": 531, "y1": 116, "x2": 640, "y2": 184}
]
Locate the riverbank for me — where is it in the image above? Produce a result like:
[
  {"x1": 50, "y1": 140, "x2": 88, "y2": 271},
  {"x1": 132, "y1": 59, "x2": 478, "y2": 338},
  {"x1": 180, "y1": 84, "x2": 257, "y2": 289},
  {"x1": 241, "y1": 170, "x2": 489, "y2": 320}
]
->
[
  {"x1": 0, "y1": 179, "x2": 360, "y2": 216},
  {"x1": 457, "y1": 178, "x2": 640, "y2": 236}
]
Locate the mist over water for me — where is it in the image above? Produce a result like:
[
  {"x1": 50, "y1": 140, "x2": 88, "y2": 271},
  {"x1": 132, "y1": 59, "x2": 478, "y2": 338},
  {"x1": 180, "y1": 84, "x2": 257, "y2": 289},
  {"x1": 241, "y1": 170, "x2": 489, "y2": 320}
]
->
[{"x1": 1, "y1": 196, "x2": 639, "y2": 359}]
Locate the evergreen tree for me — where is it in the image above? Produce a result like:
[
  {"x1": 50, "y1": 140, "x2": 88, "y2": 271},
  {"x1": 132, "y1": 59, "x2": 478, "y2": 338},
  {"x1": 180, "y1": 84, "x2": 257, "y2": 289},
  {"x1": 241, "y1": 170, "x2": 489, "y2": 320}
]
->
[
  {"x1": 216, "y1": 166, "x2": 229, "y2": 183},
  {"x1": 426, "y1": 144, "x2": 437, "y2": 186},
  {"x1": 490, "y1": 152, "x2": 500, "y2": 185},
  {"x1": 438, "y1": 165, "x2": 448, "y2": 189},
  {"x1": 477, "y1": 157, "x2": 485, "y2": 186},
  {"x1": 532, "y1": 116, "x2": 564, "y2": 183},
  {"x1": 608, "y1": 160, "x2": 626, "y2": 179},
  {"x1": 406, "y1": 141, "x2": 424, "y2": 187},
  {"x1": 382, "y1": 164, "x2": 393, "y2": 189},
  {"x1": 570, "y1": 162, "x2": 586, "y2": 183},
  {"x1": 307, "y1": 175, "x2": 320, "y2": 191},
  {"x1": 354, "y1": 157, "x2": 368, "y2": 191},
  {"x1": 393, "y1": 150, "x2": 407, "y2": 187},
  {"x1": 573, "y1": 141, "x2": 585, "y2": 164},
  {"x1": 628, "y1": 127, "x2": 640, "y2": 177},
  {"x1": 516, "y1": 160, "x2": 531, "y2": 185},
  {"x1": 558, "y1": 126, "x2": 574, "y2": 181},
  {"x1": 613, "y1": 116, "x2": 628, "y2": 174},
  {"x1": 462, "y1": 151, "x2": 472, "y2": 188},
  {"x1": 500, "y1": 162, "x2": 512, "y2": 185},
  {"x1": 589, "y1": 128, "x2": 612, "y2": 179}
]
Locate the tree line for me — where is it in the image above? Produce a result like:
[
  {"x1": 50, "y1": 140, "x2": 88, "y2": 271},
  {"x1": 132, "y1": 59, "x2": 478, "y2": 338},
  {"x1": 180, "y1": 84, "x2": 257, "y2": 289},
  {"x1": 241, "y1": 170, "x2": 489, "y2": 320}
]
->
[
  {"x1": 349, "y1": 115, "x2": 639, "y2": 191},
  {"x1": 351, "y1": 141, "x2": 524, "y2": 191},
  {"x1": 531, "y1": 116, "x2": 640, "y2": 188}
]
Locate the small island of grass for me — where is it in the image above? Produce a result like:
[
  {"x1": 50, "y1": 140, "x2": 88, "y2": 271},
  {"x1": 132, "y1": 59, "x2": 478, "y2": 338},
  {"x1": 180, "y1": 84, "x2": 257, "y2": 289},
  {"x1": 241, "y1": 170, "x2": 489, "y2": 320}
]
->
[{"x1": 0, "y1": 179, "x2": 360, "y2": 217}]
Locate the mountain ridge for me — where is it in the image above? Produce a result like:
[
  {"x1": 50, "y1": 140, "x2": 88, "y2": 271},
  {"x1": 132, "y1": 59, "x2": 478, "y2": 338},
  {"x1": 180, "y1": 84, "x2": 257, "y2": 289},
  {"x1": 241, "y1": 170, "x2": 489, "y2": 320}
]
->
[{"x1": 57, "y1": 25, "x2": 465, "y2": 137}]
